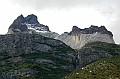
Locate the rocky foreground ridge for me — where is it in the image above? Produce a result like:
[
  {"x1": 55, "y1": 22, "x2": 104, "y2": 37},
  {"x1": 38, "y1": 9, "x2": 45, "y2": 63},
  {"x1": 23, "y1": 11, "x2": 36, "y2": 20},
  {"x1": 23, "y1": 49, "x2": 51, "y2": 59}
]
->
[
  {"x1": 0, "y1": 34, "x2": 119, "y2": 79},
  {"x1": 0, "y1": 33, "x2": 76, "y2": 79}
]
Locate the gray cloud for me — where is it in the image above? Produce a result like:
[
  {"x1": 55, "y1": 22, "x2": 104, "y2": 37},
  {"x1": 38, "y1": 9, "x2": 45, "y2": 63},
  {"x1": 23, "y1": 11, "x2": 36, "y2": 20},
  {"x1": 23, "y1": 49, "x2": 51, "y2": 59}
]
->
[
  {"x1": 10, "y1": 0, "x2": 120, "y2": 18},
  {"x1": 10, "y1": 0, "x2": 114, "y2": 10},
  {"x1": 10, "y1": 0, "x2": 81, "y2": 10}
]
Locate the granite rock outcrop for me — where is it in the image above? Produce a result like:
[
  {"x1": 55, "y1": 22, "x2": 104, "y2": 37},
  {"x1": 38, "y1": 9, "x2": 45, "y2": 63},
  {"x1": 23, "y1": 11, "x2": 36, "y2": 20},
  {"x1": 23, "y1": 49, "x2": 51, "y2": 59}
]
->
[{"x1": 56, "y1": 25, "x2": 114, "y2": 49}]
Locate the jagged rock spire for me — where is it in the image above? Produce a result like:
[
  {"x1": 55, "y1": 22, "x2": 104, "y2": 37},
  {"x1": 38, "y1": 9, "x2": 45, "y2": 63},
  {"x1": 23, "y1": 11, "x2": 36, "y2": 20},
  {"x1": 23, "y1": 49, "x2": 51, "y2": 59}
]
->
[
  {"x1": 9, "y1": 14, "x2": 27, "y2": 32},
  {"x1": 25, "y1": 14, "x2": 39, "y2": 24},
  {"x1": 12, "y1": 14, "x2": 39, "y2": 25},
  {"x1": 7, "y1": 14, "x2": 51, "y2": 34}
]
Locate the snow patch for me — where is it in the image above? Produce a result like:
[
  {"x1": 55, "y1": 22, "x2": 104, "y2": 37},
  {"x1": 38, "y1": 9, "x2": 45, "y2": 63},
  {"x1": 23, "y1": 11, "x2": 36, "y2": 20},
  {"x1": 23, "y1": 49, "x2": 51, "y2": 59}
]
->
[{"x1": 26, "y1": 23, "x2": 48, "y2": 33}]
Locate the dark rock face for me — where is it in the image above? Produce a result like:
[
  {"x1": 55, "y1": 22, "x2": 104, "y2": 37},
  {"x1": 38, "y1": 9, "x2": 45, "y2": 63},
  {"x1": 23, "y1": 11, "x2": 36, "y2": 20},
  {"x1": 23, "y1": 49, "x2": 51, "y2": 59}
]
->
[
  {"x1": 25, "y1": 14, "x2": 39, "y2": 24},
  {"x1": 69, "y1": 25, "x2": 113, "y2": 37},
  {"x1": 8, "y1": 14, "x2": 50, "y2": 33},
  {"x1": 13, "y1": 15, "x2": 25, "y2": 24},
  {"x1": 9, "y1": 15, "x2": 28, "y2": 32},
  {"x1": 0, "y1": 34, "x2": 74, "y2": 57},
  {"x1": 8, "y1": 14, "x2": 59, "y2": 39}
]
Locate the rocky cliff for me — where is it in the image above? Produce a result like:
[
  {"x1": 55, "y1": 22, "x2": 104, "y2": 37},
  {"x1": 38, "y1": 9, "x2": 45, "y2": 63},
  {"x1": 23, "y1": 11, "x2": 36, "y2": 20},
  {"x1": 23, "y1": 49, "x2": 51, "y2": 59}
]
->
[
  {"x1": 0, "y1": 33, "x2": 76, "y2": 79},
  {"x1": 56, "y1": 25, "x2": 114, "y2": 49},
  {"x1": 7, "y1": 14, "x2": 59, "y2": 38}
]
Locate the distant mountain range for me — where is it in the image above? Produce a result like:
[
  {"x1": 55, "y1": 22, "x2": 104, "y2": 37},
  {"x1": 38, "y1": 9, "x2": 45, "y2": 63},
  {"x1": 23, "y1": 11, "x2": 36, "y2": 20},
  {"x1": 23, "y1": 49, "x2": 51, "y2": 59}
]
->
[{"x1": 7, "y1": 14, "x2": 114, "y2": 49}]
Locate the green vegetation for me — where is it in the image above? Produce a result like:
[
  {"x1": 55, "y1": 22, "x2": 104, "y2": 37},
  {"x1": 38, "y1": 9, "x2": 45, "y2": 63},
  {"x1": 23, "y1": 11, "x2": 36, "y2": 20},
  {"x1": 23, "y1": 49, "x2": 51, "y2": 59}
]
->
[
  {"x1": 82, "y1": 41, "x2": 120, "y2": 56},
  {"x1": 63, "y1": 55, "x2": 120, "y2": 79},
  {"x1": 91, "y1": 42, "x2": 120, "y2": 56},
  {"x1": 56, "y1": 45, "x2": 74, "y2": 52},
  {"x1": 0, "y1": 51, "x2": 72, "y2": 79},
  {"x1": 21, "y1": 52, "x2": 71, "y2": 65}
]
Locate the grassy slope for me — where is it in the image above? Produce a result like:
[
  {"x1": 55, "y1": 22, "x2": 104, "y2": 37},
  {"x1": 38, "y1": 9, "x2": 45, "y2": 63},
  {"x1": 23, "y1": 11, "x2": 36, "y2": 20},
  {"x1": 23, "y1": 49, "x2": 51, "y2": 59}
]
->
[
  {"x1": 63, "y1": 55, "x2": 120, "y2": 79},
  {"x1": 64, "y1": 42, "x2": 120, "y2": 79}
]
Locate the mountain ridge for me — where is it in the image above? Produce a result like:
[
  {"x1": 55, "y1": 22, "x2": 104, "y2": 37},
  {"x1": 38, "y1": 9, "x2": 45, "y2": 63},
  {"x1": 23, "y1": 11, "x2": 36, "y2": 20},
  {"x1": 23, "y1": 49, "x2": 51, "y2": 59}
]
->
[{"x1": 7, "y1": 14, "x2": 115, "y2": 49}]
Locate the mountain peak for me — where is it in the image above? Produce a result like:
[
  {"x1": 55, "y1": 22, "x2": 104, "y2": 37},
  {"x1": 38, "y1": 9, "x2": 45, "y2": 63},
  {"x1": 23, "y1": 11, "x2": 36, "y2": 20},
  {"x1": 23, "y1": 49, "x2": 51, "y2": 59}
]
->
[
  {"x1": 72, "y1": 26, "x2": 80, "y2": 32},
  {"x1": 25, "y1": 14, "x2": 39, "y2": 24},
  {"x1": 7, "y1": 14, "x2": 55, "y2": 36},
  {"x1": 9, "y1": 14, "x2": 27, "y2": 32},
  {"x1": 19, "y1": 14, "x2": 24, "y2": 17},
  {"x1": 57, "y1": 25, "x2": 114, "y2": 49},
  {"x1": 13, "y1": 14, "x2": 25, "y2": 24},
  {"x1": 12, "y1": 14, "x2": 39, "y2": 24},
  {"x1": 8, "y1": 14, "x2": 40, "y2": 33}
]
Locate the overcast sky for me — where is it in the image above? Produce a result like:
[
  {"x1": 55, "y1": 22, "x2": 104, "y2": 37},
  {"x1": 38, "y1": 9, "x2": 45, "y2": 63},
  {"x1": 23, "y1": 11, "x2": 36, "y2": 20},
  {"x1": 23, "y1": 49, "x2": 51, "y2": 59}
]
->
[{"x1": 0, "y1": 0, "x2": 120, "y2": 44}]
